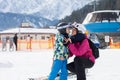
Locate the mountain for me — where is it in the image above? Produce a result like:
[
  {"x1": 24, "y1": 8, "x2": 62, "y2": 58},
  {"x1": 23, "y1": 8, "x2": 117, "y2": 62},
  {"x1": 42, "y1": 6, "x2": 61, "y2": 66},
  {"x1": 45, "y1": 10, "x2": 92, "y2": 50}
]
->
[
  {"x1": 0, "y1": 0, "x2": 92, "y2": 20},
  {"x1": 0, "y1": 12, "x2": 59, "y2": 30},
  {"x1": 0, "y1": 0, "x2": 93, "y2": 30},
  {"x1": 61, "y1": 0, "x2": 120, "y2": 23}
]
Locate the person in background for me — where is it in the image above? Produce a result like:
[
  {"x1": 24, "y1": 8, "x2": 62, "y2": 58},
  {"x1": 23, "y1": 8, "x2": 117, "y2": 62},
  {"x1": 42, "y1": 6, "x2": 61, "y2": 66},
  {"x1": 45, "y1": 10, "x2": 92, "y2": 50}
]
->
[
  {"x1": 13, "y1": 33, "x2": 18, "y2": 51},
  {"x1": 29, "y1": 37, "x2": 32, "y2": 50},
  {"x1": 48, "y1": 23, "x2": 70, "y2": 80},
  {"x1": 1, "y1": 36, "x2": 7, "y2": 51},
  {"x1": 27, "y1": 35, "x2": 30, "y2": 49},
  {"x1": 67, "y1": 26, "x2": 95, "y2": 80}
]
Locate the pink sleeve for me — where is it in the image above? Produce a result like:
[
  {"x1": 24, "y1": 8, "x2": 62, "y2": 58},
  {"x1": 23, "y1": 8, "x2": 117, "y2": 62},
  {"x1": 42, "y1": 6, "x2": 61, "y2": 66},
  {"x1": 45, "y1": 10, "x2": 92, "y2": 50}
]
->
[
  {"x1": 68, "y1": 39, "x2": 90, "y2": 56},
  {"x1": 68, "y1": 50, "x2": 73, "y2": 57}
]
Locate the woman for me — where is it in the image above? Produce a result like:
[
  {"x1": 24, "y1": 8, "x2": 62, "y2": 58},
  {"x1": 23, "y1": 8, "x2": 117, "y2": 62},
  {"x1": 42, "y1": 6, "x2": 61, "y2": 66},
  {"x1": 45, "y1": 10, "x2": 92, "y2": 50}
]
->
[
  {"x1": 48, "y1": 23, "x2": 70, "y2": 80},
  {"x1": 67, "y1": 27, "x2": 95, "y2": 80}
]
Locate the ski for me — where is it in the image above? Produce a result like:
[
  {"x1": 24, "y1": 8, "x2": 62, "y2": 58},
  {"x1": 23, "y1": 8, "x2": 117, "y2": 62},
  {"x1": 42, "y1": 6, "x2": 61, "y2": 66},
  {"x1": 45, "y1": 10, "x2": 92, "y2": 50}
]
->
[{"x1": 28, "y1": 72, "x2": 76, "y2": 80}]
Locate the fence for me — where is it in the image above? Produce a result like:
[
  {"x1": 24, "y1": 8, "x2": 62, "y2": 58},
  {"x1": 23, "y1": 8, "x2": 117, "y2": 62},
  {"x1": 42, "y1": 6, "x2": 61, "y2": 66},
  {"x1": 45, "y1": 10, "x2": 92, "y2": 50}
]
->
[
  {"x1": 110, "y1": 42, "x2": 120, "y2": 48},
  {"x1": 0, "y1": 38, "x2": 55, "y2": 51},
  {"x1": 0, "y1": 38, "x2": 120, "y2": 51}
]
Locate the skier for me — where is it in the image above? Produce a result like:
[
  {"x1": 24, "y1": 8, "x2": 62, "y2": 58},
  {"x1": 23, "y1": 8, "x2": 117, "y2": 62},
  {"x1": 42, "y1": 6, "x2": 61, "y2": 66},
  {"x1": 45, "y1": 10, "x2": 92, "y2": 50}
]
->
[
  {"x1": 9, "y1": 37, "x2": 14, "y2": 51},
  {"x1": 13, "y1": 33, "x2": 18, "y2": 51},
  {"x1": 48, "y1": 22, "x2": 70, "y2": 80},
  {"x1": 26, "y1": 35, "x2": 31, "y2": 49},
  {"x1": 1, "y1": 36, "x2": 7, "y2": 51}
]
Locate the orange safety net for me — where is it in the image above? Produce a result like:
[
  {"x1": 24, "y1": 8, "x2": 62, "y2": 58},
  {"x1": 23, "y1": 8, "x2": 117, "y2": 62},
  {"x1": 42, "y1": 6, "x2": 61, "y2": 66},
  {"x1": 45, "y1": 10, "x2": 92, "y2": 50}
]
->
[
  {"x1": 109, "y1": 37, "x2": 120, "y2": 48},
  {"x1": 110, "y1": 42, "x2": 120, "y2": 48},
  {"x1": 17, "y1": 38, "x2": 55, "y2": 51}
]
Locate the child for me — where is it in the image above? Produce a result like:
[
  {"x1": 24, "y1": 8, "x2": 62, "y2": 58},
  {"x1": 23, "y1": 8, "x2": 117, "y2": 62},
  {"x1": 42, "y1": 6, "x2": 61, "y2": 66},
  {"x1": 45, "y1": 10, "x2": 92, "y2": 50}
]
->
[{"x1": 48, "y1": 23, "x2": 70, "y2": 80}]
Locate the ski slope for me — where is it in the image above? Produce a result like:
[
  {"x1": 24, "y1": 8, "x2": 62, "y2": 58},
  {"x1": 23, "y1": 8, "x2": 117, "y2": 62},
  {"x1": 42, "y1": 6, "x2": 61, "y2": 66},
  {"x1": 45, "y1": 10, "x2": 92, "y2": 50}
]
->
[{"x1": 0, "y1": 49, "x2": 120, "y2": 80}]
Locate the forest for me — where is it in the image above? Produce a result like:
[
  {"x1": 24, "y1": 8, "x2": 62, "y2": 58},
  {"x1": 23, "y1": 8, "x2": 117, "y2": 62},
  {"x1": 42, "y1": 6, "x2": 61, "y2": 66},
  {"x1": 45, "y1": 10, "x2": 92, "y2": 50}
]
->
[{"x1": 61, "y1": 0, "x2": 120, "y2": 23}]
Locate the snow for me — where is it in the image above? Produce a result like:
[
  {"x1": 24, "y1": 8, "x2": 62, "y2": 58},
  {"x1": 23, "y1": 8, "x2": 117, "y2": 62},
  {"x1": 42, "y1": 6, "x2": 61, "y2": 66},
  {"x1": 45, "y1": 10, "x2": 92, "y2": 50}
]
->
[
  {"x1": 0, "y1": 0, "x2": 93, "y2": 20},
  {"x1": 87, "y1": 49, "x2": 120, "y2": 80},
  {"x1": 0, "y1": 49, "x2": 120, "y2": 80}
]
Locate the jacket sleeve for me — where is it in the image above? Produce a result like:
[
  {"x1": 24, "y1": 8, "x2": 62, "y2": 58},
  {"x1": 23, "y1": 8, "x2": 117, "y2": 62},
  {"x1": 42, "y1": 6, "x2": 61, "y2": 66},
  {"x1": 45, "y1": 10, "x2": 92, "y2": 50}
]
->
[
  {"x1": 68, "y1": 39, "x2": 90, "y2": 56},
  {"x1": 55, "y1": 34, "x2": 64, "y2": 46},
  {"x1": 68, "y1": 50, "x2": 73, "y2": 57}
]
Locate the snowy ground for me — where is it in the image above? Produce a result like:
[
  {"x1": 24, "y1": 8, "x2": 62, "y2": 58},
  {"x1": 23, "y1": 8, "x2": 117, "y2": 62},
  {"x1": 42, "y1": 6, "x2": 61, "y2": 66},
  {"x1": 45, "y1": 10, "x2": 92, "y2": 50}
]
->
[{"x1": 0, "y1": 49, "x2": 120, "y2": 80}]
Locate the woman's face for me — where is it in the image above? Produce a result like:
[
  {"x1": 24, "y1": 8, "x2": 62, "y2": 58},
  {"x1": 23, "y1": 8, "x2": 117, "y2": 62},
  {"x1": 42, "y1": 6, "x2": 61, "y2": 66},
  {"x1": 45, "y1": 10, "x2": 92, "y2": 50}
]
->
[{"x1": 72, "y1": 28, "x2": 77, "y2": 36}]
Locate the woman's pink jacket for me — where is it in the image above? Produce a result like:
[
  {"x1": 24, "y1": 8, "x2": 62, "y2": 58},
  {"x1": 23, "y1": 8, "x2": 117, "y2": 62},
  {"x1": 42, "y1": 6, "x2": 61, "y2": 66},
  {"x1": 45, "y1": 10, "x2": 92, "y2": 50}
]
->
[{"x1": 68, "y1": 39, "x2": 95, "y2": 63}]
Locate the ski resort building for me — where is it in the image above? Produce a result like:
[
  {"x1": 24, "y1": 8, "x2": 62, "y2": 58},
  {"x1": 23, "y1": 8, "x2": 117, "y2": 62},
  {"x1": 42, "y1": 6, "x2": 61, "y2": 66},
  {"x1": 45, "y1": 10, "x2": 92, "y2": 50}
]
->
[
  {"x1": 0, "y1": 23, "x2": 57, "y2": 51},
  {"x1": 83, "y1": 10, "x2": 120, "y2": 48}
]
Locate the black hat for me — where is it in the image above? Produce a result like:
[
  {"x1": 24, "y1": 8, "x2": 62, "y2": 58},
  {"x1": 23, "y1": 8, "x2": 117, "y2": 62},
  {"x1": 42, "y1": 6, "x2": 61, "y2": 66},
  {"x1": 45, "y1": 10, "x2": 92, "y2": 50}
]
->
[
  {"x1": 57, "y1": 22, "x2": 70, "y2": 34},
  {"x1": 57, "y1": 22, "x2": 69, "y2": 29}
]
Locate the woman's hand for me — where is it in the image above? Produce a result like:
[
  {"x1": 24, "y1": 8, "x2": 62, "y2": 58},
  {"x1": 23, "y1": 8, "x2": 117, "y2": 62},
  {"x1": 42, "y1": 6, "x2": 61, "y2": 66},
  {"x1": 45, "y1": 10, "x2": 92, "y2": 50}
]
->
[{"x1": 68, "y1": 38, "x2": 72, "y2": 43}]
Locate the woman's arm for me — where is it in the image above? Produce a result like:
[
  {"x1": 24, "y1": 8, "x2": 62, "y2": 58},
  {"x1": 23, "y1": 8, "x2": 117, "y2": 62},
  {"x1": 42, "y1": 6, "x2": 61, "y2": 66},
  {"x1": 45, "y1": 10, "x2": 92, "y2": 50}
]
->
[{"x1": 68, "y1": 39, "x2": 90, "y2": 56}]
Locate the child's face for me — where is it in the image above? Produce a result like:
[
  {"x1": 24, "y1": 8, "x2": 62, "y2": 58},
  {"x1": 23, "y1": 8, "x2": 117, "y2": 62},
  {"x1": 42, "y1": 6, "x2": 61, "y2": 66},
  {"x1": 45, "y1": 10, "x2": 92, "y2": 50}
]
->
[{"x1": 66, "y1": 27, "x2": 70, "y2": 34}]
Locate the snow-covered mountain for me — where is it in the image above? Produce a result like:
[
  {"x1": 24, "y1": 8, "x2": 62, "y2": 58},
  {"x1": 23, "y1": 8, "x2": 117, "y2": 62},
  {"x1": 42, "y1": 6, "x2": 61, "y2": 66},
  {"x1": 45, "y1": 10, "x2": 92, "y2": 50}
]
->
[
  {"x1": 0, "y1": 0, "x2": 92, "y2": 30},
  {"x1": 0, "y1": 0, "x2": 92, "y2": 20},
  {"x1": 0, "y1": 12, "x2": 58, "y2": 30}
]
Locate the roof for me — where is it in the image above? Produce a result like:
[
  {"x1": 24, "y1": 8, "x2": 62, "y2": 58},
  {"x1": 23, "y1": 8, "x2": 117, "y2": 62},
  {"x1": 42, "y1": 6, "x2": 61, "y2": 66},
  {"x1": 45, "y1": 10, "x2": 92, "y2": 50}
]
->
[
  {"x1": 83, "y1": 10, "x2": 120, "y2": 24},
  {"x1": 0, "y1": 28, "x2": 58, "y2": 34},
  {"x1": 90, "y1": 10, "x2": 120, "y2": 14}
]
